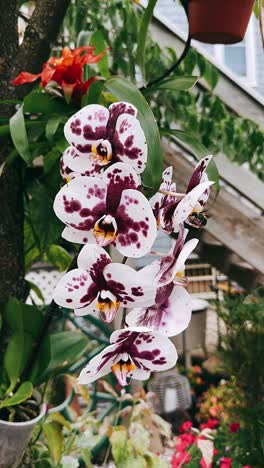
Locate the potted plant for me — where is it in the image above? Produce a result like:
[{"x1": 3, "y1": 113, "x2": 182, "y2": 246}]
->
[
  {"x1": 187, "y1": 0, "x2": 255, "y2": 44},
  {"x1": 0, "y1": 298, "x2": 88, "y2": 467}
]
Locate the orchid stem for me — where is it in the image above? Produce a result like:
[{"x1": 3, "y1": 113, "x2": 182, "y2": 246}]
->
[
  {"x1": 121, "y1": 308, "x2": 127, "y2": 328},
  {"x1": 159, "y1": 189, "x2": 185, "y2": 198}
]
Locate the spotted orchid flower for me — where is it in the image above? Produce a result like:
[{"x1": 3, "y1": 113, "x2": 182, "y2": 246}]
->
[
  {"x1": 53, "y1": 162, "x2": 157, "y2": 257},
  {"x1": 62, "y1": 102, "x2": 147, "y2": 178},
  {"x1": 126, "y1": 226, "x2": 197, "y2": 336},
  {"x1": 150, "y1": 156, "x2": 213, "y2": 234},
  {"x1": 78, "y1": 327, "x2": 177, "y2": 386},
  {"x1": 53, "y1": 245, "x2": 156, "y2": 322}
]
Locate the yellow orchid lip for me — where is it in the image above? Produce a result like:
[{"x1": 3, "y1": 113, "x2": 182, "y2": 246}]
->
[
  {"x1": 111, "y1": 359, "x2": 136, "y2": 386},
  {"x1": 93, "y1": 214, "x2": 118, "y2": 247},
  {"x1": 96, "y1": 289, "x2": 120, "y2": 322},
  {"x1": 91, "y1": 141, "x2": 112, "y2": 166}
]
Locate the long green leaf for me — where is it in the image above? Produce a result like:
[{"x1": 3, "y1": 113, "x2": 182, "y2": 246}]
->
[
  {"x1": 0, "y1": 382, "x2": 33, "y2": 409},
  {"x1": 137, "y1": 0, "x2": 158, "y2": 79},
  {"x1": 160, "y1": 128, "x2": 219, "y2": 193},
  {"x1": 90, "y1": 30, "x2": 110, "y2": 79},
  {"x1": 30, "y1": 331, "x2": 88, "y2": 385},
  {"x1": 145, "y1": 76, "x2": 198, "y2": 93},
  {"x1": 9, "y1": 105, "x2": 32, "y2": 164},
  {"x1": 105, "y1": 76, "x2": 163, "y2": 192},
  {"x1": 43, "y1": 421, "x2": 63, "y2": 464},
  {"x1": 46, "y1": 115, "x2": 64, "y2": 141}
]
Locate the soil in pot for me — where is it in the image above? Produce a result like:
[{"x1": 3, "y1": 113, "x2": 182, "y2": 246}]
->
[{"x1": 188, "y1": 0, "x2": 255, "y2": 44}]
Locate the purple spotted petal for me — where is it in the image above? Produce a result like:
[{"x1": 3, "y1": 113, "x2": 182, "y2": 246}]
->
[
  {"x1": 111, "y1": 113, "x2": 147, "y2": 174},
  {"x1": 53, "y1": 268, "x2": 97, "y2": 310},
  {"x1": 62, "y1": 146, "x2": 103, "y2": 178},
  {"x1": 62, "y1": 226, "x2": 95, "y2": 244},
  {"x1": 114, "y1": 188, "x2": 157, "y2": 258},
  {"x1": 64, "y1": 104, "x2": 109, "y2": 155},
  {"x1": 104, "y1": 163, "x2": 140, "y2": 213},
  {"x1": 156, "y1": 228, "x2": 198, "y2": 287},
  {"x1": 78, "y1": 343, "x2": 120, "y2": 384},
  {"x1": 127, "y1": 285, "x2": 192, "y2": 337},
  {"x1": 103, "y1": 263, "x2": 156, "y2": 308},
  {"x1": 53, "y1": 175, "x2": 107, "y2": 236},
  {"x1": 77, "y1": 244, "x2": 112, "y2": 283},
  {"x1": 106, "y1": 102, "x2": 137, "y2": 140},
  {"x1": 187, "y1": 155, "x2": 213, "y2": 193}
]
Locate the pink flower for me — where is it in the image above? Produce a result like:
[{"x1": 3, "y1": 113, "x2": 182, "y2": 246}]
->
[
  {"x1": 229, "y1": 422, "x2": 240, "y2": 433},
  {"x1": 179, "y1": 421, "x2": 193, "y2": 432},
  {"x1": 220, "y1": 457, "x2": 232, "y2": 468}
]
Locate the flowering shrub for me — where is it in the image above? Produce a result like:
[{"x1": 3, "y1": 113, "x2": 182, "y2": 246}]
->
[{"x1": 171, "y1": 419, "x2": 253, "y2": 468}]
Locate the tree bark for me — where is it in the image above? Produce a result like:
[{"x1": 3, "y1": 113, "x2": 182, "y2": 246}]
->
[{"x1": 0, "y1": 0, "x2": 70, "y2": 302}]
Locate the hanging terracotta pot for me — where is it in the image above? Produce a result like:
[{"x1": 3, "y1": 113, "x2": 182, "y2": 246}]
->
[{"x1": 188, "y1": 0, "x2": 255, "y2": 44}]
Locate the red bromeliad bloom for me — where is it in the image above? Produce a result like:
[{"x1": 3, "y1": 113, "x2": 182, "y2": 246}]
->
[
  {"x1": 220, "y1": 457, "x2": 232, "y2": 468},
  {"x1": 12, "y1": 46, "x2": 106, "y2": 102}
]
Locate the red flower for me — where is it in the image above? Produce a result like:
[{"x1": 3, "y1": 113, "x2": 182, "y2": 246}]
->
[
  {"x1": 229, "y1": 422, "x2": 240, "y2": 433},
  {"x1": 12, "y1": 46, "x2": 106, "y2": 103},
  {"x1": 200, "y1": 419, "x2": 219, "y2": 430},
  {"x1": 179, "y1": 421, "x2": 192, "y2": 432},
  {"x1": 220, "y1": 457, "x2": 232, "y2": 468}
]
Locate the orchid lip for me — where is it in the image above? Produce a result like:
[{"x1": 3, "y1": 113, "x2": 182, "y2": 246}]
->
[
  {"x1": 96, "y1": 289, "x2": 120, "y2": 322},
  {"x1": 111, "y1": 357, "x2": 136, "y2": 386},
  {"x1": 93, "y1": 214, "x2": 118, "y2": 246},
  {"x1": 91, "y1": 140, "x2": 112, "y2": 166}
]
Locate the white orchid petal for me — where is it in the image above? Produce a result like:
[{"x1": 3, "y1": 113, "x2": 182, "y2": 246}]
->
[
  {"x1": 53, "y1": 268, "x2": 96, "y2": 309},
  {"x1": 114, "y1": 189, "x2": 157, "y2": 258},
  {"x1": 64, "y1": 104, "x2": 109, "y2": 154}
]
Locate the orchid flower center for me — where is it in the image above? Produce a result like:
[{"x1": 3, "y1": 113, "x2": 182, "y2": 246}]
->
[
  {"x1": 93, "y1": 214, "x2": 118, "y2": 246},
  {"x1": 96, "y1": 289, "x2": 120, "y2": 323},
  {"x1": 111, "y1": 356, "x2": 136, "y2": 386},
  {"x1": 91, "y1": 140, "x2": 112, "y2": 166}
]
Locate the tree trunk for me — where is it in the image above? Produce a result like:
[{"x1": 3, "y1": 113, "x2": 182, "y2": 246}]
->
[{"x1": 0, "y1": 0, "x2": 70, "y2": 302}]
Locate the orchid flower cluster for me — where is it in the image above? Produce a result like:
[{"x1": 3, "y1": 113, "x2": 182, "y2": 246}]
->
[{"x1": 52, "y1": 101, "x2": 213, "y2": 388}]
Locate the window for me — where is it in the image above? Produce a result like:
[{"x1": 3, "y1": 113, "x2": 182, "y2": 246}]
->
[{"x1": 214, "y1": 17, "x2": 256, "y2": 86}]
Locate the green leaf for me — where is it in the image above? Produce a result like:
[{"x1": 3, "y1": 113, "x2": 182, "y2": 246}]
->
[
  {"x1": 82, "y1": 80, "x2": 104, "y2": 107},
  {"x1": 30, "y1": 331, "x2": 88, "y2": 385},
  {"x1": 4, "y1": 332, "x2": 25, "y2": 390},
  {"x1": 146, "y1": 76, "x2": 198, "y2": 92},
  {"x1": 160, "y1": 128, "x2": 220, "y2": 194},
  {"x1": 43, "y1": 421, "x2": 63, "y2": 464},
  {"x1": 46, "y1": 115, "x2": 64, "y2": 141},
  {"x1": 105, "y1": 76, "x2": 163, "y2": 192},
  {"x1": 26, "y1": 181, "x2": 62, "y2": 253},
  {"x1": 4, "y1": 298, "x2": 44, "y2": 337},
  {"x1": 9, "y1": 105, "x2": 32, "y2": 164},
  {"x1": 204, "y1": 63, "x2": 219, "y2": 90},
  {"x1": 47, "y1": 245, "x2": 73, "y2": 272},
  {"x1": 24, "y1": 92, "x2": 69, "y2": 115},
  {"x1": 0, "y1": 381, "x2": 33, "y2": 409},
  {"x1": 27, "y1": 281, "x2": 45, "y2": 303},
  {"x1": 77, "y1": 30, "x2": 92, "y2": 47},
  {"x1": 90, "y1": 30, "x2": 110, "y2": 78},
  {"x1": 137, "y1": 0, "x2": 158, "y2": 79},
  {"x1": 44, "y1": 148, "x2": 61, "y2": 174}
]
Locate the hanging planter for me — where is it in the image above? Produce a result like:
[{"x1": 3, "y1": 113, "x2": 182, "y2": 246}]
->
[{"x1": 188, "y1": 0, "x2": 255, "y2": 44}]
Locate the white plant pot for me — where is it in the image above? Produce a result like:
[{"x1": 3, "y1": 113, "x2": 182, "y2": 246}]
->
[{"x1": 0, "y1": 403, "x2": 46, "y2": 468}]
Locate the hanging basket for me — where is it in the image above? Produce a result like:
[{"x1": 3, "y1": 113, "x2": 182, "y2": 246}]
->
[{"x1": 188, "y1": 0, "x2": 255, "y2": 44}]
